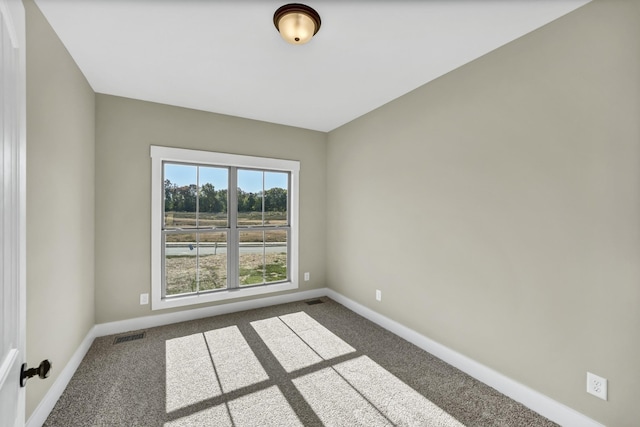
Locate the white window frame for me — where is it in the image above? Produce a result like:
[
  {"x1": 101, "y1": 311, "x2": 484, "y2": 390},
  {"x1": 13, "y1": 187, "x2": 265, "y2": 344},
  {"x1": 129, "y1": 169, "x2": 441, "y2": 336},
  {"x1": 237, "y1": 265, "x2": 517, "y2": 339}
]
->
[{"x1": 150, "y1": 145, "x2": 300, "y2": 310}]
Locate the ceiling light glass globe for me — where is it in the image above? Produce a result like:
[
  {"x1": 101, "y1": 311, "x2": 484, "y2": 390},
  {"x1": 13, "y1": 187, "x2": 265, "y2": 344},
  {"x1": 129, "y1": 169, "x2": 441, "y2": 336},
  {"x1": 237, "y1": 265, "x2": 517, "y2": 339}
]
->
[{"x1": 277, "y1": 12, "x2": 315, "y2": 44}]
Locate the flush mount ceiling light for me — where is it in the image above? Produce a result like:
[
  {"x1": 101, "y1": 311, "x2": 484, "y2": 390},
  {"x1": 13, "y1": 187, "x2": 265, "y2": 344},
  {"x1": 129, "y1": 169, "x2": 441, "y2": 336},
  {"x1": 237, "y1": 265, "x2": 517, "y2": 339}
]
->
[{"x1": 273, "y1": 3, "x2": 321, "y2": 45}]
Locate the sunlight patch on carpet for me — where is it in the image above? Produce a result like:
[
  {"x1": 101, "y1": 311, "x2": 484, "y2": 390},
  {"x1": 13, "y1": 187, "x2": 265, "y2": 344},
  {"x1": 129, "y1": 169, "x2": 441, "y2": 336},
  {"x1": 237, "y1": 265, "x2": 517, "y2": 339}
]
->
[
  {"x1": 165, "y1": 333, "x2": 221, "y2": 412},
  {"x1": 250, "y1": 316, "x2": 323, "y2": 372},
  {"x1": 334, "y1": 356, "x2": 465, "y2": 427},
  {"x1": 164, "y1": 404, "x2": 231, "y2": 427},
  {"x1": 164, "y1": 386, "x2": 302, "y2": 427},
  {"x1": 204, "y1": 326, "x2": 269, "y2": 393},
  {"x1": 293, "y1": 367, "x2": 393, "y2": 426},
  {"x1": 279, "y1": 312, "x2": 355, "y2": 360},
  {"x1": 166, "y1": 311, "x2": 463, "y2": 426},
  {"x1": 227, "y1": 386, "x2": 303, "y2": 426},
  {"x1": 251, "y1": 311, "x2": 355, "y2": 372}
]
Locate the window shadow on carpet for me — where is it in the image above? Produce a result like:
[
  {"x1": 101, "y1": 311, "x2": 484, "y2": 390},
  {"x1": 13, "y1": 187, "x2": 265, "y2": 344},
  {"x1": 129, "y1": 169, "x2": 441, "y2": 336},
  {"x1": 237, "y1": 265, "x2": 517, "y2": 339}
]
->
[{"x1": 164, "y1": 311, "x2": 463, "y2": 427}]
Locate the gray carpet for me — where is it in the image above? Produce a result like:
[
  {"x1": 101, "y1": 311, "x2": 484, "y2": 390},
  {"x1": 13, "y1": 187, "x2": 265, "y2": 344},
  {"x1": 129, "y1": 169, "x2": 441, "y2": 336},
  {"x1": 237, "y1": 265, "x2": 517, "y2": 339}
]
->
[{"x1": 44, "y1": 298, "x2": 558, "y2": 426}]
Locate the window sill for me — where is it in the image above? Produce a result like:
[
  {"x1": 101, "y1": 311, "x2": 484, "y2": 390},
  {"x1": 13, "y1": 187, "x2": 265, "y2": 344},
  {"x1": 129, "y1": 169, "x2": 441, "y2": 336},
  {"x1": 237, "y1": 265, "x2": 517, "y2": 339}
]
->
[{"x1": 151, "y1": 281, "x2": 299, "y2": 311}]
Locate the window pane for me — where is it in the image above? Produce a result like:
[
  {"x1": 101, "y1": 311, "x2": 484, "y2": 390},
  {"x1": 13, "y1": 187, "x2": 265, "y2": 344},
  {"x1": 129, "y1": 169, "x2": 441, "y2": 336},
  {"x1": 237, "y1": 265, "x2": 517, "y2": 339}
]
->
[
  {"x1": 239, "y1": 230, "x2": 287, "y2": 286},
  {"x1": 198, "y1": 232, "x2": 228, "y2": 291},
  {"x1": 265, "y1": 230, "x2": 287, "y2": 283},
  {"x1": 165, "y1": 232, "x2": 228, "y2": 296},
  {"x1": 199, "y1": 166, "x2": 228, "y2": 228},
  {"x1": 239, "y1": 230, "x2": 265, "y2": 286},
  {"x1": 264, "y1": 172, "x2": 288, "y2": 226},
  {"x1": 164, "y1": 163, "x2": 197, "y2": 228},
  {"x1": 165, "y1": 232, "x2": 198, "y2": 296},
  {"x1": 237, "y1": 169, "x2": 263, "y2": 226}
]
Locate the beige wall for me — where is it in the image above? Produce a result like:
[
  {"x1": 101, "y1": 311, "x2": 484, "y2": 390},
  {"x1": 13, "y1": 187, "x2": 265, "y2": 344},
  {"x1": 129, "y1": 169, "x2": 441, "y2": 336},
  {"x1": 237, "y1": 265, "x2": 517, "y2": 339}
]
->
[
  {"x1": 326, "y1": 0, "x2": 639, "y2": 425},
  {"x1": 94, "y1": 95, "x2": 326, "y2": 323},
  {"x1": 23, "y1": 0, "x2": 638, "y2": 424},
  {"x1": 24, "y1": 0, "x2": 96, "y2": 419}
]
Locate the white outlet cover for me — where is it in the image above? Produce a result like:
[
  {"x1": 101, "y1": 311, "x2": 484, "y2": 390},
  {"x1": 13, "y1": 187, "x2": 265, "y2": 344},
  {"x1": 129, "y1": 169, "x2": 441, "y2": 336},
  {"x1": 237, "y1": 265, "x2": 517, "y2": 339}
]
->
[
  {"x1": 140, "y1": 293, "x2": 149, "y2": 305},
  {"x1": 304, "y1": 272, "x2": 310, "y2": 281},
  {"x1": 586, "y1": 372, "x2": 607, "y2": 400},
  {"x1": 376, "y1": 290, "x2": 381, "y2": 301}
]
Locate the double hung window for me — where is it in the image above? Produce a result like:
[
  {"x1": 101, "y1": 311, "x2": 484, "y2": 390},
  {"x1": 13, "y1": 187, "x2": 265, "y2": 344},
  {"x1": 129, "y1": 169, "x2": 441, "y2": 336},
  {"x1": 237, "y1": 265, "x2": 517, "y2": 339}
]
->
[{"x1": 151, "y1": 146, "x2": 299, "y2": 310}]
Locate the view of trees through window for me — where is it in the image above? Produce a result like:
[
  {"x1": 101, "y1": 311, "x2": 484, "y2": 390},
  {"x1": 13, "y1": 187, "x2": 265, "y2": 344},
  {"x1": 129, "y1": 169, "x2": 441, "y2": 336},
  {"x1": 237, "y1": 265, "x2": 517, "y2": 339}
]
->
[{"x1": 163, "y1": 163, "x2": 289, "y2": 296}]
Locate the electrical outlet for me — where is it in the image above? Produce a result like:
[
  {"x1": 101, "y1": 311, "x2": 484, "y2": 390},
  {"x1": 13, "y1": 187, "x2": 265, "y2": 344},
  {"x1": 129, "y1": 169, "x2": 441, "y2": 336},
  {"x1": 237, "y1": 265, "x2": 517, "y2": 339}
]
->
[
  {"x1": 304, "y1": 272, "x2": 310, "y2": 281},
  {"x1": 140, "y1": 293, "x2": 149, "y2": 305},
  {"x1": 376, "y1": 290, "x2": 381, "y2": 301},
  {"x1": 586, "y1": 372, "x2": 607, "y2": 400}
]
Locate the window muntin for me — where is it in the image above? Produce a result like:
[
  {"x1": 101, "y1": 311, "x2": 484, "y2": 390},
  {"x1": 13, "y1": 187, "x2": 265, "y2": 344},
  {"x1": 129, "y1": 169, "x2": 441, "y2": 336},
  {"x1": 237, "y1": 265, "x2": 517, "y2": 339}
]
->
[
  {"x1": 163, "y1": 163, "x2": 230, "y2": 297},
  {"x1": 239, "y1": 230, "x2": 288, "y2": 286},
  {"x1": 151, "y1": 146, "x2": 299, "y2": 310},
  {"x1": 237, "y1": 169, "x2": 289, "y2": 287},
  {"x1": 164, "y1": 231, "x2": 228, "y2": 296},
  {"x1": 163, "y1": 163, "x2": 228, "y2": 229},
  {"x1": 237, "y1": 169, "x2": 289, "y2": 227}
]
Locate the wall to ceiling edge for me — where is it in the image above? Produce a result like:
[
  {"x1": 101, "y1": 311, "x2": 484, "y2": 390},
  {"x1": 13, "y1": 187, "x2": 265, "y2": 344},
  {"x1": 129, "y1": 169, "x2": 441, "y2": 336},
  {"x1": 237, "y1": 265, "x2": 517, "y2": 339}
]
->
[
  {"x1": 24, "y1": 0, "x2": 328, "y2": 419},
  {"x1": 24, "y1": 0, "x2": 639, "y2": 424},
  {"x1": 326, "y1": 0, "x2": 639, "y2": 425}
]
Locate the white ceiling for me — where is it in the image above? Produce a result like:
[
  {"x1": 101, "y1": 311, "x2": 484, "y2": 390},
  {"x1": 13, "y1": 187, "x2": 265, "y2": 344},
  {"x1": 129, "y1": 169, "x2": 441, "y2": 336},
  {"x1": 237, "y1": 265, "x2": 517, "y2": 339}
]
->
[{"x1": 34, "y1": 0, "x2": 590, "y2": 132}]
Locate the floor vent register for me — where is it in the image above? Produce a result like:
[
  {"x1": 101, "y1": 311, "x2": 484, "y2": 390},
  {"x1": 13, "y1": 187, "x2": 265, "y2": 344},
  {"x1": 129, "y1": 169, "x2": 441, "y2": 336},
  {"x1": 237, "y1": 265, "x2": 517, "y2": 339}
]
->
[{"x1": 113, "y1": 332, "x2": 146, "y2": 345}]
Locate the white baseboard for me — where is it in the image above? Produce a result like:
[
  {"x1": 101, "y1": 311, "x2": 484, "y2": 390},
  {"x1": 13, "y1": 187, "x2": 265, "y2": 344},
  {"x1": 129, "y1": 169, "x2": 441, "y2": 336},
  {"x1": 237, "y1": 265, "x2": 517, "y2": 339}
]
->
[
  {"x1": 27, "y1": 286, "x2": 603, "y2": 427},
  {"x1": 26, "y1": 325, "x2": 97, "y2": 427},
  {"x1": 94, "y1": 288, "x2": 326, "y2": 337},
  {"x1": 25, "y1": 288, "x2": 325, "y2": 426},
  {"x1": 325, "y1": 289, "x2": 604, "y2": 427}
]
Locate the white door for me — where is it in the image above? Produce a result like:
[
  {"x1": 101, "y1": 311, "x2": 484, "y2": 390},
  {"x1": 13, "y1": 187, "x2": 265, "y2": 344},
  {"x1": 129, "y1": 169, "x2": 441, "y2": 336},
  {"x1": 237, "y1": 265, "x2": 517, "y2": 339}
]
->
[{"x1": 0, "y1": 0, "x2": 26, "y2": 426}]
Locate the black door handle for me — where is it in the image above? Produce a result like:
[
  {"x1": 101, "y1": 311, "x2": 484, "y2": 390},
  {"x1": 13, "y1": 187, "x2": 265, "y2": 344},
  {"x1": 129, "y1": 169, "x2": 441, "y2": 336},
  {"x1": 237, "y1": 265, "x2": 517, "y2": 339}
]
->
[{"x1": 20, "y1": 359, "x2": 51, "y2": 387}]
